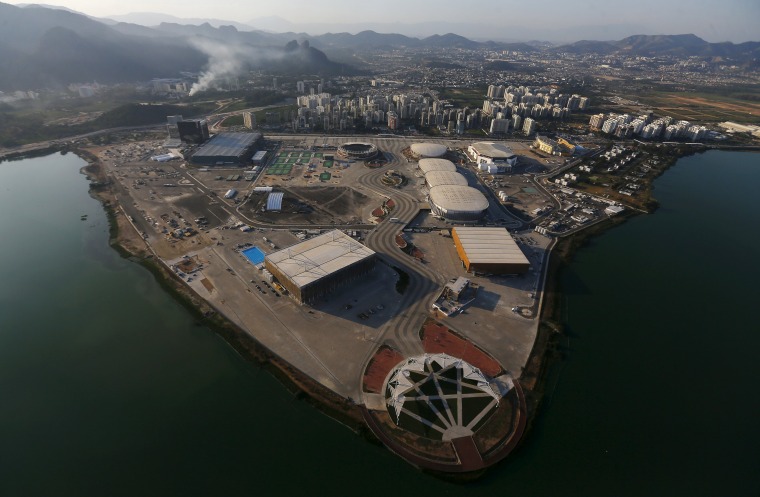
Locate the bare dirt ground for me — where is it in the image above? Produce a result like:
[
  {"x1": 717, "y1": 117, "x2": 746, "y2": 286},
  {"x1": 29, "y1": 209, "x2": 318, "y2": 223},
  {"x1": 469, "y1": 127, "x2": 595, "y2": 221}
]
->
[
  {"x1": 668, "y1": 95, "x2": 760, "y2": 114},
  {"x1": 242, "y1": 186, "x2": 374, "y2": 225}
]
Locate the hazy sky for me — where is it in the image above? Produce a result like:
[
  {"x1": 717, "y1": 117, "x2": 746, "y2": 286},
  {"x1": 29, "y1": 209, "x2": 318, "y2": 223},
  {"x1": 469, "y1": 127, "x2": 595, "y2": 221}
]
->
[{"x1": 12, "y1": 0, "x2": 760, "y2": 42}]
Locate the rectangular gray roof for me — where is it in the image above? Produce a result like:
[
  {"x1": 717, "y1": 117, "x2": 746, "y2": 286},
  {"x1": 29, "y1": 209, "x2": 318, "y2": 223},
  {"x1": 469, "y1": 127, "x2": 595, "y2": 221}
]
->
[
  {"x1": 453, "y1": 227, "x2": 530, "y2": 266},
  {"x1": 192, "y1": 132, "x2": 261, "y2": 160},
  {"x1": 266, "y1": 230, "x2": 375, "y2": 289}
]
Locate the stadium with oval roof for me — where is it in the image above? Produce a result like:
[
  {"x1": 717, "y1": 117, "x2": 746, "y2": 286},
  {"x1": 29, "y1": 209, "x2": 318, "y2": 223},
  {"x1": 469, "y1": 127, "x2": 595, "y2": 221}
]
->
[
  {"x1": 337, "y1": 142, "x2": 378, "y2": 160},
  {"x1": 410, "y1": 142, "x2": 448, "y2": 158},
  {"x1": 418, "y1": 158, "x2": 457, "y2": 174},
  {"x1": 424, "y1": 170, "x2": 469, "y2": 189},
  {"x1": 429, "y1": 185, "x2": 489, "y2": 222}
]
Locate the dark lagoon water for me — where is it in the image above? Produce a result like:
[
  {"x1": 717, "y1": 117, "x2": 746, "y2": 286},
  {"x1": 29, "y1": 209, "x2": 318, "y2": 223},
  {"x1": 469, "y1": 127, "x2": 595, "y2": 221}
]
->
[{"x1": 1, "y1": 150, "x2": 758, "y2": 496}]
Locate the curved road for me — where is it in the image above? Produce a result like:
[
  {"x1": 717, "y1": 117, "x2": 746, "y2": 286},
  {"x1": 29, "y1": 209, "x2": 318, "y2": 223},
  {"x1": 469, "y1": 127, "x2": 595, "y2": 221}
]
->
[{"x1": 354, "y1": 160, "x2": 448, "y2": 390}]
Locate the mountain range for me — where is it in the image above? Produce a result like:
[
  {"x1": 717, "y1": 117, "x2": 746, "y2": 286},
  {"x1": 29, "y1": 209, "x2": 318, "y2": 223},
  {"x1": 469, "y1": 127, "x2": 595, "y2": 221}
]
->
[{"x1": 1, "y1": 3, "x2": 758, "y2": 92}]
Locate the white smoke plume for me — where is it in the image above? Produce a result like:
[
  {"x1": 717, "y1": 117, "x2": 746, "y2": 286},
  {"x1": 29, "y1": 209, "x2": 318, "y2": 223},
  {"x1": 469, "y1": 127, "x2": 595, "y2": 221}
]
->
[{"x1": 188, "y1": 38, "x2": 285, "y2": 96}]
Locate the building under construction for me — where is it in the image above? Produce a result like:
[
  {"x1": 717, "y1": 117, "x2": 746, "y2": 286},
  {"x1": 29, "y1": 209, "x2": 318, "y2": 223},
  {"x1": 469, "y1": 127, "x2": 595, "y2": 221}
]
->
[{"x1": 264, "y1": 230, "x2": 376, "y2": 304}]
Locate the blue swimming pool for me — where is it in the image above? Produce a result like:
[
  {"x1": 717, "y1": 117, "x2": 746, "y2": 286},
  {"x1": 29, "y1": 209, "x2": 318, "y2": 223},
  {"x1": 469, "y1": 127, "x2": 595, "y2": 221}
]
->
[{"x1": 242, "y1": 246, "x2": 266, "y2": 265}]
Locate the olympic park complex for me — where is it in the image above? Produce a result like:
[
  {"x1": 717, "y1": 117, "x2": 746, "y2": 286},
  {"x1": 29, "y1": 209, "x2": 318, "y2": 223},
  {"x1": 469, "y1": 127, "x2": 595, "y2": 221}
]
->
[{"x1": 191, "y1": 136, "x2": 537, "y2": 473}]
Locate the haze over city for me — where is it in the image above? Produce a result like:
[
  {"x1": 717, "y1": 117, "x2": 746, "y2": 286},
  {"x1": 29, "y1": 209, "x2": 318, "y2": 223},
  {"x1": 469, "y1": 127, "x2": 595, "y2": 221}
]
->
[{"x1": 11, "y1": 0, "x2": 760, "y2": 42}]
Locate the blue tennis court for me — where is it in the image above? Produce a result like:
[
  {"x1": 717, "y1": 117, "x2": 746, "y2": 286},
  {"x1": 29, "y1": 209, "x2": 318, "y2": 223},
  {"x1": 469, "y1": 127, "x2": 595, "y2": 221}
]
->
[{"x1": 242, "y1": 246, "x2": 266, "y2": 265}]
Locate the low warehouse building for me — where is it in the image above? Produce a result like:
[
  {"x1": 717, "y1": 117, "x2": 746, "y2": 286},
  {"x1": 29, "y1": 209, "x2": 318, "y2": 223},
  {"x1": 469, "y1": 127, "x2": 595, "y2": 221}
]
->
[
  {"x1": 452, "y1": 227, "x2": 530, "y2": 274},
  {"x1": 429, "y1": 185, "x2": 489, "y2": 222},
  {"x1": 190, "y1": 132, "x2": 262, "y2": 166},
  {"x1": 264, "y1": 230, "x2": 376, "y2": 304}
]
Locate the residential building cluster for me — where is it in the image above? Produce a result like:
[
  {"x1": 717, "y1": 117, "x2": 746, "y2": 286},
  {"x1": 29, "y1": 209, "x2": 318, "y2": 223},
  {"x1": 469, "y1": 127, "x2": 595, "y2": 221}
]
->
[
  {"x1": 482, "y1": 84, "x2": 589, "y2": 136},
  {"x1": 590, "y1": 112, "x2": 708, "y2": 141},
  {"x1": 294, "y1": 89, "x2": 485, "y2": 134}
]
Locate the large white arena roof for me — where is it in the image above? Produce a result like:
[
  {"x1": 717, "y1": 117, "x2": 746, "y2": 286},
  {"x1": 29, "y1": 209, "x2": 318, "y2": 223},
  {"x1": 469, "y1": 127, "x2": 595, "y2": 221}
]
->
[
  {"x1": 429, "y1": 186, "x2": 489, "y2": 213},
  {"x1": 411, "y1": 142, "x2": 447, "y2": 158},
  {"x1": 453, "y1": 227, "x2": 530, "y2": 266},
  {"x1": 265, "y1": 230, "x2": 375, "y2": 289},
  {"x1": 425, "y1": 170, "x2": 468, "y2": 188},
  {"x1": 418, "y1": 158, "x2": 457, "y2": 174},
  {"x1": 470, "y1": 142, "x2": 516, "y2": 159},
  {"x1": 386, "y1": 354, "x2": 502, "y2": 438}
]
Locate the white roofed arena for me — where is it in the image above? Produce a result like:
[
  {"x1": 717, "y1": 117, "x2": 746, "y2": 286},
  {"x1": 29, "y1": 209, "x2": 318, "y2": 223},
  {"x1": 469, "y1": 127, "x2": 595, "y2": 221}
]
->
[
  {"x1": 410, "y1": 142, "x2": 447, "y2": 158},
  {"x1": 468, "y1": 142, "x2": 517, "y2": 173},
  {"x1": 385, "y1": 353, "x2": 509, "y2": 441},
  {"x1": 429, "y1": 185, "x2": 489, "y2": 222},
  {"x1": 264, "y1": 230, "x2": 376, "y2": 304},
  {"x1": 418, "y1": 158, "x2": 457, "y2": 174}
]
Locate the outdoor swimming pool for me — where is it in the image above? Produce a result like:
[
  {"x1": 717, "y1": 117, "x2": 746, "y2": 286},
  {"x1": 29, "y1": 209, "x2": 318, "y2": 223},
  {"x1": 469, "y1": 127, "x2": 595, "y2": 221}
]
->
[{"x1": 242, "y1": 246, "x2": 266, "y2": 265}]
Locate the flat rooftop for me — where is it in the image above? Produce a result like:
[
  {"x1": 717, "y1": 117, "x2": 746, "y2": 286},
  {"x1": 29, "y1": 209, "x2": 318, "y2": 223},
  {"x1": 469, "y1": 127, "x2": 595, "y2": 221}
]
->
[
  {"x1": 265, "y1": 230, "x2": 375, "y2": 289},
  {"x1": 192, "y1": 132, "x2": 261, "y2": 160},
  {"x1": 453, "y1": 227, "x2": 530, "y2": 266}
]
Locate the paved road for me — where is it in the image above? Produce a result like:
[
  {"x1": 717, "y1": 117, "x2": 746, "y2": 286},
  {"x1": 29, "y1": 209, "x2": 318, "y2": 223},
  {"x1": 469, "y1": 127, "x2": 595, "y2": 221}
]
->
[{"x1": 354, "y1": 155, "x2": 449, "y2": 392}]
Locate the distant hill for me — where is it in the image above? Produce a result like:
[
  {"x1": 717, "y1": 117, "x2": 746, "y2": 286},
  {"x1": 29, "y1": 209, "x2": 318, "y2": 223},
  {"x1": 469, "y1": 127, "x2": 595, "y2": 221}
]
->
[
  {"x1": 420, "y1": 33, "x2": 481, "y2": 49},
  {"x1": 277, "y1": 40, "x2": 353, "y2": 75},
  {"x1": 0, "y1": 3, "x2": 207, "y2": 89},
  {"x1": 1, "y1": 4, "x2": 758, "y2": 91},
  {"x1": 106, "y1": 12, "x2": 255, "y2": 31},
  {"x1": 315, "y1": 30, "x2": 420, "y2": 49},
  {"x1": 0, "y1": 3, "x2": 353, "y2": 90},
  {"x1": 556, "y1": 34, "x2": 760, "y2": 59}
]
